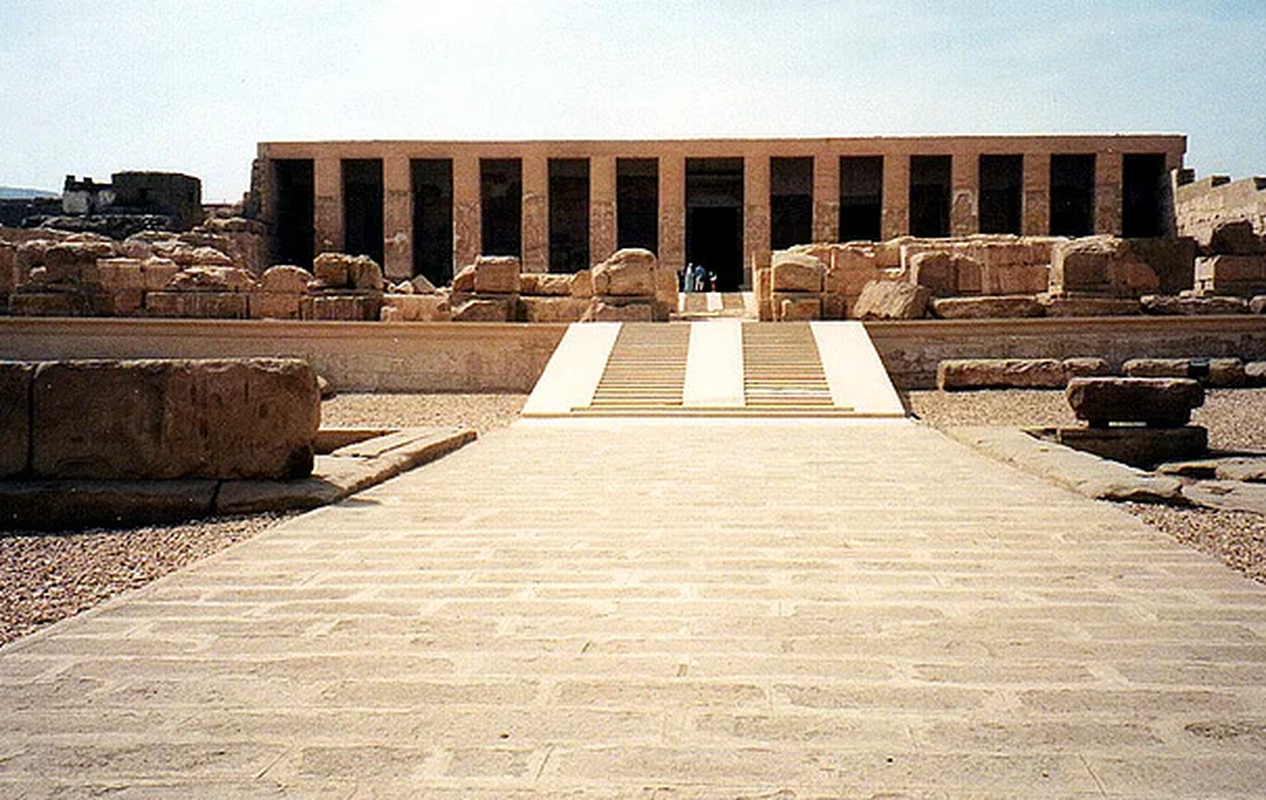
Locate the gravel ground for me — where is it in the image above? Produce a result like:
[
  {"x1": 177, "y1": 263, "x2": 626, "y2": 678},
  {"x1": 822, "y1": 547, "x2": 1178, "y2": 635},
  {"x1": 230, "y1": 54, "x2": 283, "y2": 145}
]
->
[
  {"x1": 4, "y1": 388, "x2": 1264, "y2": 647},
  {"x1": 909, "y1": 387, "x2": 1266, "y2": 585}
]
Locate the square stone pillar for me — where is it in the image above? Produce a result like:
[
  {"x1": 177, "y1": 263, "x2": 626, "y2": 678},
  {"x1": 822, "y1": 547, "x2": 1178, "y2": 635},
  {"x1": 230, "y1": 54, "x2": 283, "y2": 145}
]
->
[
  {"x1": 590, "y1": 155, "x2": 617, "y2": 264},
  {"x1": 1095, "y1": 150, "x2": 1123, "y2": 235},
  {"x1": 522, "y1": 155, "x2": 548, "y2": 272},
  {"x1": 453, "y1": 155, "x2": 480, "y2": 271},
  {"x1": 313, "y1": 156, "x2": 343, "y2": 256},
  {"x1": 1023, "y1": 152, "x2": 1050, "y2": 236},
  {"x1": 813, "y1": 153, "x2": 840, "y2": 244},
  {"x1": 744, "y1": 155, "x2": 771, "y2": 285},
  {"x1": 382, "y1": 156, "x2": 412, "y2": 280},
  {"x1": 951, "y1": 153, "x2": 978, "y2": 236},
  {"x1": 659, "y1": 155, "x2": 685, "y2": 276},
  {"x1": 882, "y1": 155, "x2": 909, "y2": 241}
]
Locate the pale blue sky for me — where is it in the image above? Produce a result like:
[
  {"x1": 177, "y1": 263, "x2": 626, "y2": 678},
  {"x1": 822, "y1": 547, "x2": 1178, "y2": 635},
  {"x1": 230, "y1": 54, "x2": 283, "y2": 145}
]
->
[{"x1": 2, "y1": 0, "x2": 1263, "y2": 201}]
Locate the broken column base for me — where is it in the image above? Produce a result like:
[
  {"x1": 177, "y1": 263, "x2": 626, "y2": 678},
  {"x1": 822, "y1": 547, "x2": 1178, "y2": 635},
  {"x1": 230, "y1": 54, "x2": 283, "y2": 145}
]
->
[{"x1": 1052, "y1": 425, "x2": 1208, "y2": 469}]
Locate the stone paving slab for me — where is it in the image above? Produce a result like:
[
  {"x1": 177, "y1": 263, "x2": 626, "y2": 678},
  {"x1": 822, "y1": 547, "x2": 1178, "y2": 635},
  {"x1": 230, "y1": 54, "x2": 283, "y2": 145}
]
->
[{"x1": 3, "y1": 421, "x2": 1266, "y2": 797}]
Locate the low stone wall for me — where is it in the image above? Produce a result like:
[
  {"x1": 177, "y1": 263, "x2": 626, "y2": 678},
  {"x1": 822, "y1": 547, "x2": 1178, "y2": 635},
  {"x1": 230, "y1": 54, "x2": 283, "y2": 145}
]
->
[
  {"x1": 866, "y1": 316, "x2": 1266, "y2": 389},
  {"x1": 0, "y1": 358, "x2": 318, "y2": 480},
  {"x1": 0, "y1": 319, "x2": 568, "y2": 393}
]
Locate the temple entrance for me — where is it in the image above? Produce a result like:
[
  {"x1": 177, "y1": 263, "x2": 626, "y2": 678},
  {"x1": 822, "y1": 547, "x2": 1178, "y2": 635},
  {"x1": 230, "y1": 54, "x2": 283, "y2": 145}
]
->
[{"x1": 686, "y1": 158, "x2": 744, "y2": 290}]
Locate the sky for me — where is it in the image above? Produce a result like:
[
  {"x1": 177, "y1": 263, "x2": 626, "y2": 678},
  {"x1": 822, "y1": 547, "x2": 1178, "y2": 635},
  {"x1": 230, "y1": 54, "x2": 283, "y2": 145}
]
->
[{"x1": 1, "y1": 0, "x2": 1263, "y2": 202}]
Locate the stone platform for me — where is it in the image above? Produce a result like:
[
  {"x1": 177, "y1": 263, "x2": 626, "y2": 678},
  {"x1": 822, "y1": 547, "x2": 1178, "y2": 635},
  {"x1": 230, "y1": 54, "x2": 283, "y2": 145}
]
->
[{"x1": 3, "y1": 421, "x2": 1266, "y2": 796}]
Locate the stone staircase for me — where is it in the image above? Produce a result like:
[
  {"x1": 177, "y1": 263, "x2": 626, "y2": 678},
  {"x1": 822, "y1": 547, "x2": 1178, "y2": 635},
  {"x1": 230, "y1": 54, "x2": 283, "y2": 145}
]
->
[
  {"x1": 673, "y1": 292, "x2": 754, "y2": 320},
  {"x1": 586, "y1": 323, "x2": 690, "y2": 412},
  {"x1": 741, "y1": 323, "x2": 835, "y2": 410}
]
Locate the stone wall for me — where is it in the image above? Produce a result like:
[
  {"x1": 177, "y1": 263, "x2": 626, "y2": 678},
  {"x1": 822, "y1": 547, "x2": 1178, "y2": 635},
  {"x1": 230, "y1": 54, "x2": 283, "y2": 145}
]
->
[{"x1": 0, "y1": 358, "x2": 318, "y2": 480}]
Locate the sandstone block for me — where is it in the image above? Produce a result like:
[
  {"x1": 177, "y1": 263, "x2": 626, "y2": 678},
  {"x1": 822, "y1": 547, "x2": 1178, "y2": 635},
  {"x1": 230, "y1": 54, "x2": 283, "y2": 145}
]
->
[
  {"x1": 1038, "y1": 293, "x2": 1140, "y2": 317},
  {"x1": 169, "y1": 244, "x2": 233, "y2": 267},
  {"x1": 141, "y1": 258, "x2": 179, "y2": 291},
  {"x1": 1140, "y1": 294, "x2": 1249, "y2": 315},
  {"x1": 95, "y1": 258, "x2": 146, "y2": 291},
  {"x1": 306, "y1": 294, "x2": 382, "y2": 321},
  {"x1": 15, "y1": 240, "x2": 55, "y2": 274},
  {"x1": 1050, "y1": 236, "x2": 1159, "y2": 296},
  {"x1": 931, "y1": 295, "x2": 1043, "y2": 319},
  {"x1": 1208, "y1": 220, "x2": 1266, "y2": 255},
  {"x1": 1063, "y1": 357, "x2": 1112, "y2": 379},
  {"x1": 519, "y1": 273, "x2": 573, "y2": 296},
  {"x1": 0, "y1": 243, "x2": 15, "y2": 296},
  {"x1": 473, "y1": 255, "x2": 521, "y2": 294},
  {"x1": 518, "y1": 296, "x2": 589, "y2": 323},
  {"x1": 260, "y1": 264, "x2": 314, "y2": 294},
  {"x1": 570, "y1": 269, "x2": 593, "y2": 298},
  {"x1": 770, "y1": 252, "x2": 825, "y2": 293},
  {"x1": 451, "y1": 263, "x2": 476, "y2": 292},
  {"x1": 1246, "y1": 361, "x2": 1266, "y2": 386},
  {"x1": 1055, "y1": 425, "x2": 1208, "y2": 469},
  {"x1": 451, "y1": 297, "x2": 512, "y2": 322},
  {"x1": 250, "y1": 293, "x2": 304, "y2": 320},
  {"x1": 0, "y1": 362, "x2": 33, "y2": 477},
  {"x1": 937, "y1": 358, "x2": 1068, "y2": 390},
  {"x1": 167, "y1": 265, "x2": 257, "y2": 293},
  {"x1": 592, "y1": 248, "x2": 657, "y2": 297},
  {"x1": 1194, "y1": 255, "x2": 1266, "y2": 296},
  {"x1": 821, "y1": 292, "x2": 847, "y2": 320},
  {"x1": 42, "y1": 242, "x2": 114, "y2": 283},
  {"x1": 655, "y1": 262, "x2": 679, "y2": 307},
  {"x1": 97, "y1": 288, "x2": 145, "y2": 316},
  {"x1": 583, "y1": 300, "x2": 653, "y2": 322},
  {"x1": 410, "y1": 273, "x2": 438, "y2": 293},
  {"x1": 981, "y1": 263, "x2": 1051, "y2": 295},
  {"x1": 30, "y1": 358, "x2": 318, "y2": 480},
  {"x1": 776, "y1": 294, "x2": 821, "y2": 321},
  {"x1": 1066, "y1": 377, "x2": 1204, "y2": 427},
  {"x1": 851, "y1": 279, "x2": 930, "y2": 320},
  {"x1": 9, "y1": 292, "x2": 90, "y2": 317},
  {"x1": 909, "y1": 251, "x2": 983, "y2": 297},
  {"x1": 1124, "y1": 357, "x2": 1246, "y2": 387},
  {"x1": 146, "y1": 291, "x2": 249, "y2": 319},
  {"x1": 379, "y1": 293, "x2": 450, "y2": 322}
]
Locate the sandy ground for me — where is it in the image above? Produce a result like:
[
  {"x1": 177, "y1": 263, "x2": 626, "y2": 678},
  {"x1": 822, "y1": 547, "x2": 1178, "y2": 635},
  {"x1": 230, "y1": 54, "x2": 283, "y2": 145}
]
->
[{"x1": 3, "y1": 389, "x2": 1263, "y2": 647}]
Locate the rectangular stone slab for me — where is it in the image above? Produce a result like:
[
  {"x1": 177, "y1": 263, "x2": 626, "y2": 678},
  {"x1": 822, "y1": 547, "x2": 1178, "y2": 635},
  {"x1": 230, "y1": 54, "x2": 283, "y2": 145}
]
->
[{"x1": 0, "y1": 361, "x2": 33, "y2": 478}]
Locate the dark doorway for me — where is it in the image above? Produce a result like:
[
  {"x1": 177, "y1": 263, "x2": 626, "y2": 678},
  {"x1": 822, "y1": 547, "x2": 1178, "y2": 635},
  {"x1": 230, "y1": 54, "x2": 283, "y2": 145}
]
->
[
  {"x1": 909, "y1": 155, "x2": 951, "y2": 237},
  {"x1": 549, "y1": 159, "x2": 590, "y2": 273},
  {"x1": 1050, "y1": 154, "x2": 1096, "y2": 237},
  {"x1": 481, "y1": 159, "x2": 522, "y2": 258},
  {"x1": 617, "y1": 158, "x2": 658, "y2": 252},
  {"x1": 686, "y1": 157, "x2": 744, "y2": 290},
  {"x1": 273, "y1": 159, "x2": 314, "y2": 267},
  {"x1": 411, "y1": 159, "x2": 453, "y2": 285},
  {"x1": 342, "y1": 159, "x2": 383, "y2": 264},
  {"x1": 1123, "y1": 153, "x2": 1167, "y2": 238},
  {"x1": 978, "y1": 154, "x2": 1023, "y2": 234},
  {"x1": 839, "y1": 156, "x2": 883, "y2": 242},
  {"x1": 770, "y1": 157, "x2": 813, "y2": 250}
]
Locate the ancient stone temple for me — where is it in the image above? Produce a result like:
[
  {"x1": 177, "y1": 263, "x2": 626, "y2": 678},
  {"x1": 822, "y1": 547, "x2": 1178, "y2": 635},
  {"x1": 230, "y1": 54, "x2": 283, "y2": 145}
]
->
[{"x1": 250, "y1": 135, "x2": 1185, "y2": 290}]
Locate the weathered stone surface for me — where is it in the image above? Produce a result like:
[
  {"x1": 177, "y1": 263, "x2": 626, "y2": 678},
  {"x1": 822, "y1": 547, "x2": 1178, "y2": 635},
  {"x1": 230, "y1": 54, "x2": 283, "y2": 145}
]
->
[
  {"x1": 583, "y1": 300, "x2": 653, "y2": 322},
  {"x1": 1037, "y1": 293, "x2": 1140, "y2": 317},
  {"x1": 451, "y1": 263, "x2": 476, "y2": 292},
  {"x1": 821, "y1": 292, "x2": 847, "y2": 320},
  {"x1": 1251, "y1": 295, "x2": 1266, "y2": 314},
  {"x1": 776, "y1": 294, "x2": 821, "y2": 321},
  {"x1": 451, "y1": 297, "x2": 512, "y2": 322},
  {"x1": 1127, "y1": 237, "x2": 1198, "y2": 295},
  {"x1": 168, "y1": 244, "x2": 234, "y2": 268},
  {"x1": 38, "y1": 241, "x2": 115, "y2": 284},
  {"x1": 94, "y1": 258, "x2": 146, "y2": 292},
  {"x1": 851, "y1": 279, "x2": 929, "y2": 320},
  {"x1": 472, "y1": 255, "x2": 521, "y2": 295},
  {"x1": 937, "y1": 358, "x2": 1068, "y2": 390},
  {"x1": 260, "y1": 265, "x2": 313, "y2": 294},
  {"x1": 1194, "y1": 255, "x2": 1266, "y2": 297},
  {"x1": 146, "y1": 291, "x2": 249, "y2": 319},
  {"x1": 518, "y1": 296, "x2": 589, "y2": 323},
  {"x1": 519, "y1": 273, "x2": 573, "y2": 296},
  {"x1": 96, "y1": 288, "x2": 145, "y2": 316},
  {"x1": 379, "y1": 293, "x2": 451, "y2": 322},
  {"x1": 770, "y1": 252, "x2": 825, "y2": 293},
  {"x1": 1140, "y1": 293, "x2": 1250, "y2": 315},
  {"x1": 142, "y1": 257, "x2": 179, "y2": 291},
  {"x1": 0, "y1": 243, "x2": 16, "y2": 296},
  {"x1": 313, "y1": 252, "x2": 384, "y2": 291},
  {"x1": 1247, "y1": 361, "x2": 1266, "y2": 387},
  {"x1": 592, "y1": 248, "x2": 657, "y2": 297},
  {"x1": 1066, "y1": 377, "x2": 1205, "y2": 427},
  {"x1": 1208, "y1": 220, "x2": 1266, "y2": 255},
  {"x1": 1050, "y1": 236, "x2": 1159, "y2": 296},
  {"x1": 250, "y1": 293, "x2": 304, "y2": 320},
  {"x1": 305, "y1": 294, "x2": 382, "y2": 321},
  {"x1": 909, "y1": 251, "x2": 983, "y2": 297},
  {"x1": 8, "y1": 292, "x2": 90, "y2": 317},
  {"x1": 410, "y1": 273, "x2": 437, "y2": 293},
  {"x1": 1055, "y1": 425, "x2": 1208, "y2": 469},
  {"x1": 570, "y1": 269, "x2": 593, "y2": 298},
  {"x1": 0, "y1": 362, "x2": 32, "y2": 478},
  {"x1": 1124, "y1": 357, "x2": 1247, "y2": 387},
  {"x1": 931, "y1": 295, "x2": 1043, "y2": 319},
  {"x1": 1063, "y1": 357, "x2": 1112, "y2": 379},
  {"x1": 167, "y1": 266, "x2": 257, "y2": 293},
  {"x1": 29, "y1": 358, "x2": 318, "y2": 480}
]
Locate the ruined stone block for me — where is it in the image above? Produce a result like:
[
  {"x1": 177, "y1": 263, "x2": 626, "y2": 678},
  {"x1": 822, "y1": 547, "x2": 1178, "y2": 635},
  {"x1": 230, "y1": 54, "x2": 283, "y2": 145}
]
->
[
  {"x1": 519, "y1": 273, "x2": 573, "y2": 296},
  {"x1": 937, "y1": 358, "x2": 1069, "y2": 390},
  {"x1": 1050, "y1": 236, "x2": 1159, "y2": 296},
  {"x1": 250, "y1": 292, "x2": 304, "y2": 320},
  {"x1": 9, "y1": 292, "x2": 90, "y2": 317},
  {"x1": 1066, "y1": 377, "x2": 1204, "y2": 428},
  {"x1": 583, "y1": 300, "x2": 653, "y2": 322},
  {"x1": 980, "y1": 263, "x2": 1050, "y2": 295},
  {"x1": 1038, "y1": 293, "x2": 1141, "y2": 317},
  {"x1": 146, "y1": 291, "x2": 250, "y2": 319},
  {"x1": 98, "y1": 288, "x2": 146, "y2": 316},
  {"x1": 774, "y1": 293, "x2": 821, "y2": 321},
  {"x1": 379, "y1": 293, "x2": 451, "y2": 322},
  {"x1": 518, "y1": 296, "x2": 589, "y2": 323},
  {"x1": 1208, "y1": 220, "x2": 1266, "y2": 255},
  {"x1": 851, "y1": 280, "x2": 930, "y2": 320},
  {"x1": 306, "y1": 294, "x2": 382, "y2": 321},
  {"x1": 167, "y1": 266, "x2": 257, "y2": 293},
  {"x1": 1140, "y1": 294, "x2": 1249, "y2": 315},
  {"x1": 1063, "y1": 357, "x2": 1113, "y2": 379},
  {"x1": 821, "y1": 292, "x2": 848, "y2": 320},
  {"x1": 30, "y1": 358, "x2": 318, "y2": 480},
  {"x1": 260, "y1": 264, "x2": 314, "y2": 294},
  {"x1": 0, "y1": 243, "x2": 18, "y2": 296},
  {"x1": 472, "y1": 255, "x2": 521, "y2": 295},
  {"x1": 1194, "y1": 255, "x2": 1266, "y2": 297},
  {"x1": 95, "y1": 258, "x2": 146, "y2": 291},
  {"x1": 0, "y1": 362, "x2": 32, "y2": 477},
  {"x1": 141, "y1": 258, "x2": 180, "y2": 291},
  {"x1": 931, "y1": 295, "x2": 1043, "y2": 319},
  {"x1": 569, "y1": 269, "x2": 593, "y2": 299},
  {"x1": 909, "y1": 251, "x2": 983, "y2": 297},
  {"x1": 1252, "y1": 295, "x2": 1266, "y2": 315},
  {"x1": 1124, "y1": 357, "x2": 1246, "y2": 388},
  {"x1": 770, "y1": 252, "x2": 825, "y2": 293},
  {"x1": 592, "y1": 249, "x2": 657, "y2": 297},
  {"x1": 451, "y1": 297, "x2": 512, "y2": 322}
]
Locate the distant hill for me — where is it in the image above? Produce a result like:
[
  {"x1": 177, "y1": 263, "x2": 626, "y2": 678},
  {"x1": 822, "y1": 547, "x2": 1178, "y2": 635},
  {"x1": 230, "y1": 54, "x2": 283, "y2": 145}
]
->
[{"x1": 0, "y1": 186, "x2": 59, "y2": 200}]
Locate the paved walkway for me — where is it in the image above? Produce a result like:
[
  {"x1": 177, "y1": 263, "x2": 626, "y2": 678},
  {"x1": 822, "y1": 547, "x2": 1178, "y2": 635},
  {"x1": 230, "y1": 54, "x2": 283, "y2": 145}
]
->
[{"x1": 4, "y1": 419, "x2": 1266, "y2": 797}]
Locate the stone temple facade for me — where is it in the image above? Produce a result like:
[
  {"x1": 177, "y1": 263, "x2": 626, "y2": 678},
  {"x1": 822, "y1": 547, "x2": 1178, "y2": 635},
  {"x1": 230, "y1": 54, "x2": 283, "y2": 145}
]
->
[{"x1": 251, "y1": 135, "x2": 1185, "y2": 290}]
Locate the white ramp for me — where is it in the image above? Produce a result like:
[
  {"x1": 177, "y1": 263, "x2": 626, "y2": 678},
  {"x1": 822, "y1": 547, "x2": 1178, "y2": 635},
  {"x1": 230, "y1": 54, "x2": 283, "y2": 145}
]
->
[
  {"x1": 683, "y1": 320, "x2": 745, "y2": 408},
  {"x1": 810, "y1": 321, "x2": 905, "y2": 417},
  {"x1": 521, "y1": 323, "x2": 620, "y2": 417}
]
